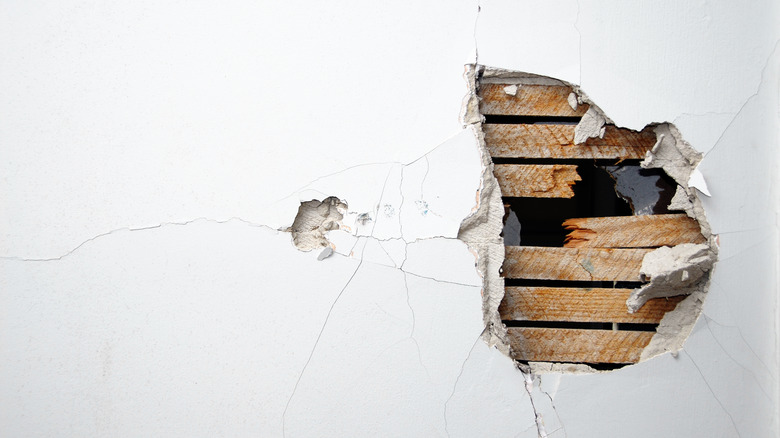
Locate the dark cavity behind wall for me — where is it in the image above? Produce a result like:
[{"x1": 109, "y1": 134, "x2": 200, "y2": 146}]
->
[{"x1": 498, "y1": 160, "x2": 632, "y2": 247}]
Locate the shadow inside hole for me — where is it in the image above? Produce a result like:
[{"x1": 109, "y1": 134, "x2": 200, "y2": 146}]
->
[{"x1": 501, "y1": 162, "x2": 632, "y2": 247}]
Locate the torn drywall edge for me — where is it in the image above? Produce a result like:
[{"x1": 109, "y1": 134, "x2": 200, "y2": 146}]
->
[{"x1": 458, "y1": 64, "x2": 511, "y2": 356}]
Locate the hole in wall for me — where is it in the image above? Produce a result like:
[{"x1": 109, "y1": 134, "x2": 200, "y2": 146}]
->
[
  {"x1": 287, "y1": 196, "x2": 347, "y2": 252},
  {"x1": 468, "y1": 67, "x2": 717, "y2": 372}
]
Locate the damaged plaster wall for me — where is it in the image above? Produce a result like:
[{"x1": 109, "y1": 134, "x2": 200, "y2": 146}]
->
[
  {"x1": 478, "y1": 0, "x2": 779, "y2": 437},
  {"x1": 1, "y1": 1, "x2": 778, "y2": 438}
]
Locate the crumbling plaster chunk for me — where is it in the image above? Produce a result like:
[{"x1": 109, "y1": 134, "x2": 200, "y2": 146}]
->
[
  {"x1": 627, "y1": 243, "x2": 716, "y2": 313},
  {"x1": 288, "y1": 197, "x2": 347, "y2": 251},
  {"x1": 573, "y1": 106, "x2": 607, "y2": 144}
]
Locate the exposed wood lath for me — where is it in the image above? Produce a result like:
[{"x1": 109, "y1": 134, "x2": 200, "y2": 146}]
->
[
  {"x1": 563, "y1": 214, "x2": 706, "y2": 248},
  {"x1": 500, "y1": 287, "x2": 684, "y2": 324},
  {"x1": 478, "y1": 84, "x2": 589, "y2": 117},
  {"x1": 481, "y1": 79, "x2": 706, "y2": 366},
  {"x1": 483, "y1": 124, "x2": 657, "y2": 159},
  {"x1": 506, "y1": 328, "x2": 654, "y2": 364},
  {"x1": 503, "y1": 246, "x2": 650, "y2": 282},
  {"x1": 493, "y1": 164, "x2": 580, "y2": 198}
]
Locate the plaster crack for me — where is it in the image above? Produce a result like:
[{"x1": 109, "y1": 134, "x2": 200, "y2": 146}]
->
[
  {"x1": 401, "y1": 270, "x2": 480, "y2": 289},
  {"x1": 273, "y1": 161, "x2": 398, "y2": 205},
  {"x1": 683, "y1": 350, "x2": 741, "y2": 437},
  {"x1": 706, "y1": 283, "x2": 776, "y2": 378},
  {"x1": 402, "y1": 271, "x2": 432, "y2": 382},
  {"x1": 522, "y1": 373, "x2": 548, "y2": 438},
  {"x1": 0, "y1": 217, "x2": 274, "y2": 262},
  {"x1": 281, "y1": 252, "x2": 365, "y2": 438},
  {"x1": 538, "y1": 376, "x2": 567, "y2": 438},
  {"x1": 703, "y1": 313, "x2": 775, "y2": 384},
  {"x1": 574, "y1": 0, "x2": 583, "y2": 86},
  {"x1": 473, "y1": 0, "x2": 481, "y2": 66},
  {"x1": 704, "y1": 38, "x2": 780, "y2": 160},
  {"x1": 443, "y1": 331, "x2": 483, "y2": 438}
]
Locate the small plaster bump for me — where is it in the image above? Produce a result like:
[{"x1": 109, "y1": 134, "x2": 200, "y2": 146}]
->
[
  {"x1": 503, "y1": 84, "x2": 519, "y2": 96},
  {"x1": 357, "y1": 212, "x2": 372, "y2": 225},
  {"x1": 415, "y1": 200, "x2": 430, "y2": 215},
  {"x1": 383, "y1": 204, "x2": 395, "y2": 218}
]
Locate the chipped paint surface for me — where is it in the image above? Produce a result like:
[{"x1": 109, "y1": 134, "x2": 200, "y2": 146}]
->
[{"x1": 1, "y1": 1, "x2": 778, "y2": 437}]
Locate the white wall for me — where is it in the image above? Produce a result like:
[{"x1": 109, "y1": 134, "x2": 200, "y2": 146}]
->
[{"x1": 2, "y1": 1, "x2": 777, "y2": 436}]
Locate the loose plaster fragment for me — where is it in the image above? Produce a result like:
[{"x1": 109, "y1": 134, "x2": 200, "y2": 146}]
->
[
  {"x1": 567, "y1": 92, "x2": 578, "y2": 111},
  {"x1": 627, "y1": 243, "x2": 716, "y2": 313},
  {"x1": 574, "y1": 106, "x2": 607, "y2": 144},
  {"x1": 287, "y1": 196, "x2": 348, "y2": 251},
  {"x1": 503, "y1": 84, "x2": 519, "y2": 96},
  {"x1": 317, "y1": 246, "x2": 334, "y2": 261}
]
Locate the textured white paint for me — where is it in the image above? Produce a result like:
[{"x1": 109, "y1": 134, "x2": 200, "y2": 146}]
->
[{"x1": 1, "y1": 1, "x2": 778, "y2": 437}]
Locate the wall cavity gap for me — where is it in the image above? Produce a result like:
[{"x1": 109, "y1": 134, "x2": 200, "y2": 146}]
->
[{"x1": 463, "y1": 65, "x2": 718, "y2": 373}]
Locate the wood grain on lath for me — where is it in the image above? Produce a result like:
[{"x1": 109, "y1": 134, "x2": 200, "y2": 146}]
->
[
  {"x1": 503, "y1": 246, "x2": 652, "y2": 282},
  {"x1": 563, "y1": 214, "x2": 706, "y2": 248},
  {"x1": 483, "y1": 124, "x2": 656, "y2": 159},
  {"x1": 493, "y1": 164, "x2": 580, "y2": 198},
  {"x1": 506, "y1": 327, "x2": 654, "y2": 364},
  {"x1": 499, "y1": 287, "x2": 684, "y2": 324},
  {"x1": 478, "y1": 84, "x2": 588, "y2": 117}
]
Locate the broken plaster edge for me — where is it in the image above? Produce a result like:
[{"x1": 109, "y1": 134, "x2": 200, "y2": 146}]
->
[
  {"x1": 458, "y1": 64, "x2": 511, "y2": 356},
  {"x1": 637, "y1": 124, "x2": 720, "y2": 361}
]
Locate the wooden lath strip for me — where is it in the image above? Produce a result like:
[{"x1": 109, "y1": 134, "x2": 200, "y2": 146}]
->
[
  {"x1": 499, "y1": 287, "x2": 684, "y2": 323},
  {"x1": 478, "y1": 84, "x2": 588, "y2": 117},
  {"x1": 483, "y1": 124, "x2": 656, "y2": 159},
  {"x1": 503, "y1": 246, "x2": 651, "y2": 281},
  {"x1": 506, "y1": 327, "x2": 654, "y2": 364},
  {"x1": 493, "y1": 164, "x2": 581, "y2": 198},
  {"x1": 563, "y1": 214, "x2": 706, "y2": 248}
]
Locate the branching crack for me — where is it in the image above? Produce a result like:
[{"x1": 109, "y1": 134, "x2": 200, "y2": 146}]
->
[
  {"x1": 522, "y1": 373, "x2": 548, "y2": 438},
  {"x1": 538, "y1": 376, "x2": 567, "y2": 438},
  {"x1": 281, "y1": 252, "x2": 365, "y2": 438}
]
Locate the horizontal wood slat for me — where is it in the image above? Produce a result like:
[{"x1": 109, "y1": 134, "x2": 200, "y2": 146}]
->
[
  {"x1": 503, "y1": 246, "x2": 652, "y2": 281},
  {"x1": 493, "y1": 164, "x2": 580, "y2": 198},
  {"x1": 499, "y1": 287, "x2": 685, "y2": 323},
  {"x1": 563, "y1": 214, "x2": 705, "y2": 248},
  {"x1": 507, "y1": 327, "x2": 654, "y2": 363},
  {"x1": 478, "y1": 84, "x2": 588, "y2": 117},
  {"x1": 483, "y1": 124, "x2": 656, "y2": 159}
]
